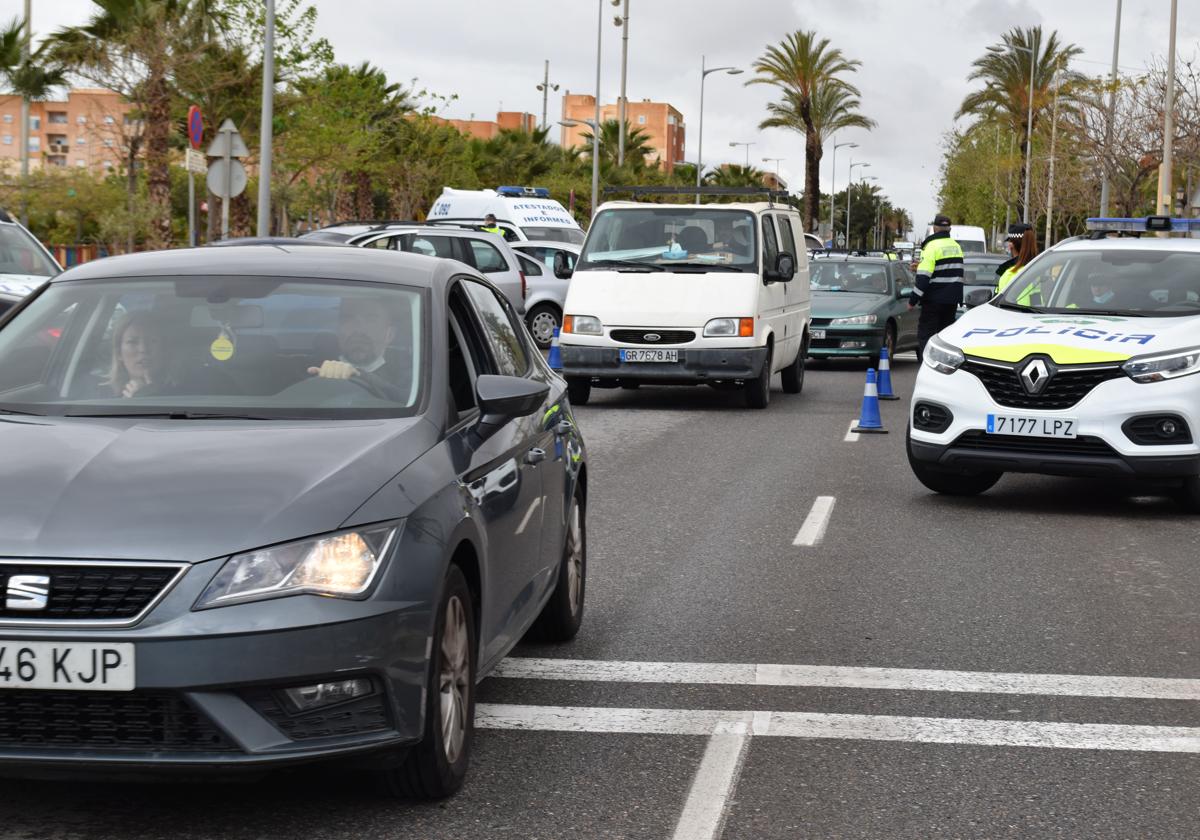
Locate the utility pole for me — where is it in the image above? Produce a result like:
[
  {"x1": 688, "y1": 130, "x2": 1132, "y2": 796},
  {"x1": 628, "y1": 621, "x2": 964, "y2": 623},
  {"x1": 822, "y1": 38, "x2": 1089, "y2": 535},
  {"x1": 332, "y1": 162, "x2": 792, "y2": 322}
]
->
[
  {"x1": 1159, "y1": 0, "x2": 1179, "y2": 217},
  {"x1": 1022, "y1": 30, "x2": 1038, "y2": 224},
  {"x1": 991, "y1": 122, "x2": 1000, "y2": 248},
  {"x1": 537, "y1": 61, "x2": 559, "y2": 131},
  {"x1": 256, "y1": 0, "x2": 276, "y2": 237},
  {"x1": 1099, "y1": 0, "x2": 1122, "y2": 217},
  {"x1": 18, "y1": 0, "x2": 31, "y2": 226},
  {"x1": 1045, "y1": 58, "x2": 1063, "y2": 247},
  {"x1": 592, "y1": 0, "x2": 602, "y2": 219},
  {"x1": 615, "y1": 0, "x2": 629, "y2": 166}
]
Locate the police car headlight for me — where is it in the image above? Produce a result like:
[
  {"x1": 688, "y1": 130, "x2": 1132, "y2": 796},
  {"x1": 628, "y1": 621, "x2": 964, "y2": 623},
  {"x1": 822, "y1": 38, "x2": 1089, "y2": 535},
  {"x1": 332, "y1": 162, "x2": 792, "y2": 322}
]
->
[
  {"x1": 923, "y1": 336, "x2": 964, "y2": 375},
  {"x1": 830, "y1": 314, "x2": 877, "y2": 326},
  {"x1": 1122, "y1": 347, "x2": 1200, "y2": 383}
]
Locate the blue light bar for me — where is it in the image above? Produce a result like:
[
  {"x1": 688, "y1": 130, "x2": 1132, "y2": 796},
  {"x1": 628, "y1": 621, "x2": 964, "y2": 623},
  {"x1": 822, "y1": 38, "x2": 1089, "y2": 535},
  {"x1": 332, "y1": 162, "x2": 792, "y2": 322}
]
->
[
  {"x1": 1085, "y1": 216, "x2": 1200, "y2": 233},
  {"x1": 497, "y1": 186, "x2": 551, "y2": 198}
]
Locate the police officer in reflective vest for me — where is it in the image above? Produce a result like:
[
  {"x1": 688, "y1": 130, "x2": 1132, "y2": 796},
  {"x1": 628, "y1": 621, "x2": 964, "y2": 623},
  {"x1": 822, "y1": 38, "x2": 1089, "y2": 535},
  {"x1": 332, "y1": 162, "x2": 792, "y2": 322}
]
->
[
  {"x1": 909, "y1": 214, "x2": 964, "y2": 359},
  {"x1": 481, "y1": 214, "x2": 503, "y2": 237}
]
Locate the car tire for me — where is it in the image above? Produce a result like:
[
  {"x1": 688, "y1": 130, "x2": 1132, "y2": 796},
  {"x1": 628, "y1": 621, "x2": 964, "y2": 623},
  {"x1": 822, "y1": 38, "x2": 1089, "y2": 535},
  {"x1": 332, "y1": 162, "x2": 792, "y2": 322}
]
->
[
  {"x1": 529, "y1": 484, "x2": 586, "y2": 642},
  {"x1": 744, "y1": 346, "x2": 773, "y2": 409},
  {"x1": 781, "y1": 340, "x2": 806, "y2": 394},
  {"x1": 873, "y1": 324, "x2": 897, "y2": 368},
  {"x1": 1176, "y1": 476, "x2": 1200, "y2": 513},
  {"x1": 526, "y1": 303, "x2": 561, "y2": 349},
  {"x1": 906, "y1": 427, "x2": 1001, "y2": 496},
  {"x1": 567, "y1": 377, "x2": 591, "y2": 405},
  {"x1": 386, "y1": 564, "x2": 476, "y2": 800}
]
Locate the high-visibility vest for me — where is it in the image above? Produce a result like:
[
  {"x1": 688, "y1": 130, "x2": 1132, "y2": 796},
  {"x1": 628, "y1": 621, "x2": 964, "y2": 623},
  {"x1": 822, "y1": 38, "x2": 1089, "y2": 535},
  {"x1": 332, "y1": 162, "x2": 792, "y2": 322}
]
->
[
  {"x1": 997, "y1": 263, "x2": 1040, "y2": 306},
  {"x1": 481, "y1": 225, "x2": 503, "y2": 236},
  {"x1": 912, "y1": 232, "x2": 964, "y2": 305}
]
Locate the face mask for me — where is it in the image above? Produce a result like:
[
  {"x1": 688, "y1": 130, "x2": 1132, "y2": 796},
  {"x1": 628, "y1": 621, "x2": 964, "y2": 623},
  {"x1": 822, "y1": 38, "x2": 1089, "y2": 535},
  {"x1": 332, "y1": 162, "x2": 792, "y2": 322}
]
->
[{"x1": 1092, "y1": 290, "x2": 1115, "y2": 305}]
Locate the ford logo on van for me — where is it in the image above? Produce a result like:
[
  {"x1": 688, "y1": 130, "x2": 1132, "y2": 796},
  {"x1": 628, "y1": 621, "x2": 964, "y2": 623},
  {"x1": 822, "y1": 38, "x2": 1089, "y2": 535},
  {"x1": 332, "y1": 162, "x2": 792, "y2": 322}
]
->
[{"x1": 643, "y1": 333, "x2": 661, "y2": 342}]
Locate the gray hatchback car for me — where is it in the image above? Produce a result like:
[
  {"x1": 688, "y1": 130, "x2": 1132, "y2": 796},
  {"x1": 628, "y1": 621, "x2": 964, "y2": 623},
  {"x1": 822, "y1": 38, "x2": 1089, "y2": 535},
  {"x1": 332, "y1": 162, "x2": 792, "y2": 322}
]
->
[{"x1": 0, "y1": 245, "x2": 587, "y2": 797}]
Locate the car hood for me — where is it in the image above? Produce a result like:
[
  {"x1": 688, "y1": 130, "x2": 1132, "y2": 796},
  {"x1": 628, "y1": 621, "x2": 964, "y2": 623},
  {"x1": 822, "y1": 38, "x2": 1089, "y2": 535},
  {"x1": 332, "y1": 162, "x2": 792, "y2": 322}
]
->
[
  {"x1": 0, "y1": 414, "x2": 435, "y2": 562},
  {"x1": 0, "y1": 275, "x2": 49, "y2": 296},
  {"x1": 811, "y1": 292, "x2": 889, "y2": 318},
  {"x1": 563, "y1": 269, "x2": 758, "y2": 327},
  {"x1": 944, "y1": 305, "x2": 1195, "y2": 365}
]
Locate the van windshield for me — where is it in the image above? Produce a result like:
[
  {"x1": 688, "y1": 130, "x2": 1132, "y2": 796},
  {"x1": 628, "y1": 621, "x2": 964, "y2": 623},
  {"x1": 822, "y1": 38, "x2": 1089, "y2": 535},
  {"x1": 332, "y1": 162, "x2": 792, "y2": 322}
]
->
[
  {"x1": 578, "y1": 208, "x2": 758, "y2": 272},
  {"x1": 524, "y1": 226, "x2": 584, "y2": 246}
]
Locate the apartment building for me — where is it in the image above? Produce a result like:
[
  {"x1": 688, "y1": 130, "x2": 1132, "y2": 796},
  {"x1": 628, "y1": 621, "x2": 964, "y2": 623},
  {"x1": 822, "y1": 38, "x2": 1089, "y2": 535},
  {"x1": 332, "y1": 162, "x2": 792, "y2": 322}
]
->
[
  {"x1": 433, "y1": 110, "x2": 538, "y2": 141},
  {"x1": 0, "y1": 88, "x2": 136, "y2": 174},
  {"x1": 560, "y1": 93, "x2": 685, "y2": 172}
]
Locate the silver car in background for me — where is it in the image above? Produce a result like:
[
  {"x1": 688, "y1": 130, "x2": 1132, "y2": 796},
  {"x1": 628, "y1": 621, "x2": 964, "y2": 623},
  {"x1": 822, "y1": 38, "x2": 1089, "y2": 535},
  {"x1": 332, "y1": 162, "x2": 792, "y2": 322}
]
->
[{"x1": 511, "y1": 241, "x2": 580, "y2": 347}]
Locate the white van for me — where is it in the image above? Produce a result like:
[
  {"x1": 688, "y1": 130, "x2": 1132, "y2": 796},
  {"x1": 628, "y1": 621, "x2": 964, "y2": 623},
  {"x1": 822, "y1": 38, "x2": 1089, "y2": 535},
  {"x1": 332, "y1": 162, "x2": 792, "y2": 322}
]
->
[
  {"x1": 557, "y1": 201, "x2": 811, "y2": 409},
  {"x1": 926, "y1": 225, "x2": 988, "y2": 254},
  {"x1": 428, "y1": 186, "x2": 585, "y2": 245}
]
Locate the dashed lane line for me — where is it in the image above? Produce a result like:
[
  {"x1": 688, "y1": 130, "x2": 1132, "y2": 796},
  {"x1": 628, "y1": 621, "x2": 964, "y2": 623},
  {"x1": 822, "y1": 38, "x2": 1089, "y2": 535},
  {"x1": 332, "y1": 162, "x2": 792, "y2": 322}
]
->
[
  {"x1": 843, "y1": 421, "x2": 860, "y2": 442},
  {"x1": 793, "y1": 496, "x2": 836, "y2": 546},
  {"x1": 492, "y1": 658, "x2": 1200, "y2": 701},
  {"x1": 476, "y1": 704, "x2": 1200, "y2": 754}
]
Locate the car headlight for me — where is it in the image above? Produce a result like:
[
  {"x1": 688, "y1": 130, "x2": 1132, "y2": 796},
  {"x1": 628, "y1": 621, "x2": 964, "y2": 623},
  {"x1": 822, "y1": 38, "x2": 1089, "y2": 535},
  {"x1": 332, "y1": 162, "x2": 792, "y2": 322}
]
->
[
  {"x1": 829, "y1": 314, "x2": 878, "y2": 326},
  {"x1": 195, "y1": 525, "x2": 398, "y2": 609},
  {"x1": 923, "y1": 336, "x2": 964, "y2": 375},
  {"x1": 564, "y1": 314, "x2": 602, "y2": 335},
  {"x1": 703, "y1": 317, "x2": 754, "y2": 337},
  {"x1": 1122, "y1": 347, "x2": 1200, "y2": 383}
]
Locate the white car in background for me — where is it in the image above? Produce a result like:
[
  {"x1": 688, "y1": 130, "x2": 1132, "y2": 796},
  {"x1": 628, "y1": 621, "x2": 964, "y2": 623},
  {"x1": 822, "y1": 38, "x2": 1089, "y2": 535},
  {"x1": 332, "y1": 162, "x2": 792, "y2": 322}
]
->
[
  {"x1": 427, "y1": 186, "x2": 585, "y2": 245},
  {"x1": 511, "y1": 241, "x2": 580, "y2": 347},
  {"x1": 0, "y1": 210, "x2": 61, "y2": 316}
]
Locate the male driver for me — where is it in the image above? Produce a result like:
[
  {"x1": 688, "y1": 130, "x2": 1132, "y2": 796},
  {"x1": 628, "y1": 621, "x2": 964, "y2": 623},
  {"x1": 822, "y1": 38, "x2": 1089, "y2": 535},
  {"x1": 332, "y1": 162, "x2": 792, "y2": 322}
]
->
[
  {"x1": 309, "y1": 296, "x2": 407, "y2": 399},
  {"x1": 909, "y1": 214, "x2": 964, "y2": 360}
]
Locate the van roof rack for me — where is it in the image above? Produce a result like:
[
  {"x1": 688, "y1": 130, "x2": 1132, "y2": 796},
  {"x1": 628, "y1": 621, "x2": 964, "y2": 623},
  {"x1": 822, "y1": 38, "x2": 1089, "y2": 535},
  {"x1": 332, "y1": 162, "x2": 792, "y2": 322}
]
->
[{"x1": 602, "y1": 186, "x2": 793, "y2": 205}]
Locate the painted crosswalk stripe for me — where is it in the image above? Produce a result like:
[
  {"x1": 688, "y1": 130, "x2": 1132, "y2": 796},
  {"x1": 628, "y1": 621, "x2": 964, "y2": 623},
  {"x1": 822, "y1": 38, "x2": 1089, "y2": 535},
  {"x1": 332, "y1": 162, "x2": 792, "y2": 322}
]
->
[
  {"x1": 793, "y1": 496, "x2": 836, "y2": 546},
  {"x1": 670, "y1": 721, "x2": 751, "y2": 840},
  {"x1": 492, "y1": 658, "x2": 1200, "y2": 701},
  {"x1": 476, "y1": 704, "x2": 1200, "y2": 754}
]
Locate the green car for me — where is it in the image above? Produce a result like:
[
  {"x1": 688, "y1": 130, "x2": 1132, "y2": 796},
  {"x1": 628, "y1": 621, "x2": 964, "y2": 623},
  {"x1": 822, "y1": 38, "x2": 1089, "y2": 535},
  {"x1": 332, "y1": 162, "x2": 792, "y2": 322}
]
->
[{"x1": 808, "y1": 257, "x2": 921, "y2": 364}]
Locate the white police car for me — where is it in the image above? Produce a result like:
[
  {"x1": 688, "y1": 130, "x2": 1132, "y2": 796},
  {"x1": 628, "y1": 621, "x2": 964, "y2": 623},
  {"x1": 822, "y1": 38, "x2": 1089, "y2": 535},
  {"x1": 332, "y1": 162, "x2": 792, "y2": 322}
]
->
[{"x1": 907, "y1": 216, "x2": 1200, "y2": 510}]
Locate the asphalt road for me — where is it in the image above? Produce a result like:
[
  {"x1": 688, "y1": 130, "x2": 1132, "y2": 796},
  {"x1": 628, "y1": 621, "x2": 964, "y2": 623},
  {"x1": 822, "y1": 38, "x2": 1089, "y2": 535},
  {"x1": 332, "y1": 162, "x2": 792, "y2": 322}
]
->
[{"x1": 1, "y1": 354, "x2": 1197, "y2": 839}]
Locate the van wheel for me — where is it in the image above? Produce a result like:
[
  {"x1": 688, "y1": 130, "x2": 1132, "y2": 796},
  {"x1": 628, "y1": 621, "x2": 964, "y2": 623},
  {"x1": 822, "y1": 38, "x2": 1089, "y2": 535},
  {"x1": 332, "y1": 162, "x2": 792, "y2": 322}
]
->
[
  {"x1": 526, "y1": 304, "x2": 561, "y2": 349},
  {"x1": 385, "y1": 564, "x2": 476, "y2": 800},
  {"x1": 781, "y1": 342, "x2": 806, "y2": 394},
  {"x1": 744, "y1": 347, "x2": 772, "y2": 409},
  {"x1": 567, "y1": 377, "x2": 591, "y2": 405},
  {"x1": 906, "y1": 428, "x2": 1000, "y2": 496}
]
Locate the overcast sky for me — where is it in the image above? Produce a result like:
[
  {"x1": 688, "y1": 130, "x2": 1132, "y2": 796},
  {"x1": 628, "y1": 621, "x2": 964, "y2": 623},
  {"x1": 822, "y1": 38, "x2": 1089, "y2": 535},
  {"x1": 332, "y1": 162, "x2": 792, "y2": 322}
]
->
[{"x1": 7, "y1": 0, "x2": 1198, "y2": 233}]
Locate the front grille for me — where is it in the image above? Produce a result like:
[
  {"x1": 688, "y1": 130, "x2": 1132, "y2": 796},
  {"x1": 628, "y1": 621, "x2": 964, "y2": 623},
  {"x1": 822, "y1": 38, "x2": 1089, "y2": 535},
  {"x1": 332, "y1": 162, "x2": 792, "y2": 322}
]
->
[
  {"x1": 0, "y1": 562, "x2": 181, "y2": 622},
  {"x1": 953, "y1": 430, "x2": 1117, "y2": 457},
  {"x1": 243, "y1": 685, "x2": 390, "y2": 741},
  {"x1": 609, "y1": 329, "x2": 695, "y2": 345},
  {"x1": 810, "y1": 318, "x2": 833, "y2": 327},
  {"x1": 0, "y1": 690, "x2": 235, "y2": 752},
  {"x1": 962, "y1": 359, "x2": 1124, "y2": 410},
  {"x1": 810, "y1": 338, "x2": 841, "y2": 349}
]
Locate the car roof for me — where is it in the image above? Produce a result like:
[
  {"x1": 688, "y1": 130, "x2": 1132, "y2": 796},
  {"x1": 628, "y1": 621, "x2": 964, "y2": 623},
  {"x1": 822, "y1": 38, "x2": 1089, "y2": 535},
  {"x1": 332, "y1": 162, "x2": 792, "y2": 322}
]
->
[
  {"x1": 596, "y1": 201, "x2": 796, "y2": 214},
  {"x1": 1050, "y1": 236, "x2": 1200, "y2": 253},
  {"x1": 512, "y1": 240, "x2": 581, "y2": 252},
  {"x1": 50, "y1": 244, "x2": 457, "y2": 288}
]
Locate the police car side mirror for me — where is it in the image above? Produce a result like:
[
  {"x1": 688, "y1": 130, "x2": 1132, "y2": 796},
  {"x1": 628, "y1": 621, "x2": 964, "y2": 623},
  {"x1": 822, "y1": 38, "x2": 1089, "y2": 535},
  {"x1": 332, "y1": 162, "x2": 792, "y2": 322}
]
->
[{"x1": 553, "y1": 251, "x2": 574, "y2": 280}]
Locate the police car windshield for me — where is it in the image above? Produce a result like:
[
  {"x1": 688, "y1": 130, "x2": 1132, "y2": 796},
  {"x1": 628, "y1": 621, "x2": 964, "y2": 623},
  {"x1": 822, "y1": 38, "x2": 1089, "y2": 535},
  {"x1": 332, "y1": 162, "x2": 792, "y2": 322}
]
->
[
  {"x1": 579, "y1": 208, "x2": 758, "y2": 272},
  {"x1": 997, "y1": 249, "x2": 1200, "y2": 317}
]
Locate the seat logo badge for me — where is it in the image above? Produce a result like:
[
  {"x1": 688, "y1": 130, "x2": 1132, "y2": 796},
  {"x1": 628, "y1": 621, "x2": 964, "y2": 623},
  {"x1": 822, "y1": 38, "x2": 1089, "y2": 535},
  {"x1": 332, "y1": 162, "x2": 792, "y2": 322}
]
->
[
  {"x1": 643, "y1": 333, "x2": 661, "y2": 342},
  {"x1": 6, "y1": 575, "x2": 50, "y2": 611},
  {"x1": 1019, "y1": 358, "x2": 1051, "y2": 395}
]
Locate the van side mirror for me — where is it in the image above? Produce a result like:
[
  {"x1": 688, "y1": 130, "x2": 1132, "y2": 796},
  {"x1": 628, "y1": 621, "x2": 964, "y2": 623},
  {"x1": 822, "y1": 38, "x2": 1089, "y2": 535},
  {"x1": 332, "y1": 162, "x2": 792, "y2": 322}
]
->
[
  {"x1": 553, "y1": 251, "x2": 574, "y2": 279},
  {"x1": 767, "y1": 252, "x2": 795, "y2": 283}
]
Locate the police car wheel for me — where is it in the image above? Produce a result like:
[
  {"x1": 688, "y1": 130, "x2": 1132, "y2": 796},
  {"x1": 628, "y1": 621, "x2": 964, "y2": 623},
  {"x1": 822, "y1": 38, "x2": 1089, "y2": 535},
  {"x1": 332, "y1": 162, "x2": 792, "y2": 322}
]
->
[
  {"x1": 567, "y1": 377, "x2": 591, "y2": 405},
  {"x1": 906, "y1": 428, "x2": 1001, "y2": 496},
  {"x1": 1176, "y1": 476, "x2": 1200, "y2": 513}
]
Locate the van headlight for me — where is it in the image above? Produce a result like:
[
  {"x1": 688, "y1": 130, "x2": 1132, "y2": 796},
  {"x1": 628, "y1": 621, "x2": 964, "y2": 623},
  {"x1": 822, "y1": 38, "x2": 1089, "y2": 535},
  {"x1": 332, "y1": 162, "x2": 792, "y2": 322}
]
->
[
  {"x1": 564, "y1": 314, "x2": 602, "y2": 335},
  {"x1": 923, "y1": 336, "x2": 964, "y2": 375},
  {"x1": 1122, "y1": 347, "x2": 1200, "y2": 383},
  {"x1": 830, "y1": 314, "x2": 877, "y2": 325},
  {"x1": 703, "y1": 317, "x2": 754, "y2": 337},
  {"x1": 195, "y1": 525, "x2": 398, "y2": 608}
]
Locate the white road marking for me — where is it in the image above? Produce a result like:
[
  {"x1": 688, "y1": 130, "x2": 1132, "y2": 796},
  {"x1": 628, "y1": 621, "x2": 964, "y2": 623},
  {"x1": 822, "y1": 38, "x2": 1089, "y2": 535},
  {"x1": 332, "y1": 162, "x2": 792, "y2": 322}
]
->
[
  {"x1": 492, "y1": 658, "x2": 1200, "y2": 701},
  {"x1": 843, "y1": 420, "x2": 860, "y2": 442},
  {"x1": 476, "y1": 704, "x2": 1200, "y2": 754},
  {"x1": 670, "y1": 722, "x2": 751, "y2": 840},
  {"x1": 793, "y1": 496, "x2": 836, "y2": 546}
]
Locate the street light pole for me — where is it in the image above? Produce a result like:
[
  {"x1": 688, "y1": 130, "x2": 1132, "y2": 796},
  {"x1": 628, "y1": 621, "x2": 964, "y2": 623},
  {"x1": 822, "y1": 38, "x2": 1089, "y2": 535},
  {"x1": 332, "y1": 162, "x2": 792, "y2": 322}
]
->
[
  {"x1": 537, "y1": 61, "x2": 560, "y2": 131},
  {"x1": 846, "y1": 161, "x2": 869, "y2": 248},
  {"x1": 1045, "y1": 57, "x2": 1064, "y2": 247},
  {"x1": 256, "y1": 0, "x2": 276, "y2": 237},
  {"x1": 1099, "y1": 0, "x2": 1122, "y2": 217},
  {"x1": 592, "y1": 0, "x2": 602, "y2": 219},
  {"x1": 729, "y1": 141, "x2": 753, "y2": 168},
  {"x1": 696, "y1": 57, "x2": 743, "y2": 201},
  {"x1": 1159, "y1": 0, "x2": 1179, "y2": 217},
  {"x1": 1022, "y1": 33, "x2": 1038, "y2": 224},
  {"x1": 828, "y1": 139, "x2": 856, "y2": 243},
  {"x1": 762, "y1": 157, "x2": 784, "y2": 184},
  {"x1": 614, "y1": 0, "x2": 629, "y2": 166},
  {"x1": 18, "y1": 0, "x2": 30, "y2": 225}
]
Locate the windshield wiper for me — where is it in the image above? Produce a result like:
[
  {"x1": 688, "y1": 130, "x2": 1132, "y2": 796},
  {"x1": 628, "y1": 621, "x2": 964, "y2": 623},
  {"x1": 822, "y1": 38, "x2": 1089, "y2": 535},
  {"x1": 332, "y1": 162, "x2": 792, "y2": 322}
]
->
[
  {"x1": 0, "y1": 407, "x2": 44, "y2": 417},
  {"x1": 992, "y1": 300, "x2": 1046, "y2": 313},
  {"x1": 1076, "y1": 308, "x2": 1149, "y2": 317},
  {"x1": 581, "y1": 259, "x2": 662, "y2": 272},
  {"x1": 661, "y1": 264, "x2": 746, "y2": 273},
  {"x1": 65, "y1": 410, "x2": 285, "y2": 420}
]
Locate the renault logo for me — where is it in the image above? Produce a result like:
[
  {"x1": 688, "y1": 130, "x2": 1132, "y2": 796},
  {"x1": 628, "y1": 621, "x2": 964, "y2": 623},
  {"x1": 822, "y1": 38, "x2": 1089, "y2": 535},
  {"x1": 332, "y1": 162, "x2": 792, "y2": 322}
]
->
[
  {"x1": 5, "y1": 575, "x2": 50, "y2": 611},
  {"x1": 1019, "y1": 358, "x2": 1052, "y2": 395},
  {"x1": 643, "y1": 333, "x2": 661, "y2": 342}
]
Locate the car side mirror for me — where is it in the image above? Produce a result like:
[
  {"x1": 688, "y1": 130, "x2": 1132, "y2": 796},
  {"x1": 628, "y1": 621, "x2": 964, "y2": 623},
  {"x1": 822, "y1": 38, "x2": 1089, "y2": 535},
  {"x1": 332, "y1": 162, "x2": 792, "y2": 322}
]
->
[
  {"x1": 471, "y1": 374, "x2": 551, "y2": 443},
  {"x1": 965, "y1": 288, "x2": 995, "y2": 307},
  {"x1": 553, "y1": 251, "x2": 574, "y2": 279},
  {"x1": 897, "y1": 287, "x2": 912, "y2": 299},
  {"x1": 767, "y1": 252, "x2": 795, "y2": 283}
]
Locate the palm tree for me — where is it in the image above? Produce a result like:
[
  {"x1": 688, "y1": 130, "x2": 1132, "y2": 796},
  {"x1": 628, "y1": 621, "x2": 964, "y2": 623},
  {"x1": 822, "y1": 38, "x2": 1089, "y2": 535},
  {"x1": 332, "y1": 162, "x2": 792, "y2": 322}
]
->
[
  {"x1": 704, "y1": 164, "x2": 766, "y2": 189},
  {"x1": 471, "y1": 126, "x2": 562, "y2": 186},
  {"x1": 958, "y1": 26, "x2": 1082, "y2": 222},
  {"x1": 52, "y1": 1, "x2": 226, "y2": 249},
  {"x1": 0, "y1": 18, "x2": 68, "y2": 183},
  {"x1": 748, "y1": 30, "x2": 874, "y2": 232},
  {"x1": 580, "y1": 119, "x2": 655, "y2": 168}
]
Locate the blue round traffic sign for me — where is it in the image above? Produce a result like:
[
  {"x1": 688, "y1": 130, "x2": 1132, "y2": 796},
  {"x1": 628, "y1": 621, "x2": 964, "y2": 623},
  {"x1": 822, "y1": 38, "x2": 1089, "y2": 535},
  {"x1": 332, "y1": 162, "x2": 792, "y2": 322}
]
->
[{"x1": 187, "y1": 105, "x2": 204, "y2": 150}]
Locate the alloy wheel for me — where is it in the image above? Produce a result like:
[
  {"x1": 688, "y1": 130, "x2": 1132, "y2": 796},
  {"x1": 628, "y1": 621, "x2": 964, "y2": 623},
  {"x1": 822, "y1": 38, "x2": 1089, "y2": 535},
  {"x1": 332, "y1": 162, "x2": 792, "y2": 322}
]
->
[
  {"x1": 566, "y1": 501, "x2": 583, "y2": 614},
  {"x1": 530, "y1": 311, "x2": 558, "y2": 345},
  {"x1": 439, "y1": 595, "x2": 471, "y2": 764}
]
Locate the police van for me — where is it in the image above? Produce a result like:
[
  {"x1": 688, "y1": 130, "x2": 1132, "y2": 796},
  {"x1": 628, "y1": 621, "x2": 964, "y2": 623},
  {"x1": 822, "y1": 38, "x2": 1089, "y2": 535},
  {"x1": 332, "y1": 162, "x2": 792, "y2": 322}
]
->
[
  {"x1": 557, "y1": 195, "x2": 810, "y2": 409},
  {"x1": 427, "y1": 186, "x2": 585, "y2": 245},
  {"x1": 907, "y1": 216, "x2": 1200, "y2": 510}
]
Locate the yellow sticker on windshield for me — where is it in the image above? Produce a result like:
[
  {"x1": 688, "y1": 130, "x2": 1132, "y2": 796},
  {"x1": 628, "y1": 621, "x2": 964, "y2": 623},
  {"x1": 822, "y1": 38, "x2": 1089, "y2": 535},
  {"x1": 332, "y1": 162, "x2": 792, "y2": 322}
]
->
[{"x1": 210, "y1": 333, "x2": 235, "y2": 361}]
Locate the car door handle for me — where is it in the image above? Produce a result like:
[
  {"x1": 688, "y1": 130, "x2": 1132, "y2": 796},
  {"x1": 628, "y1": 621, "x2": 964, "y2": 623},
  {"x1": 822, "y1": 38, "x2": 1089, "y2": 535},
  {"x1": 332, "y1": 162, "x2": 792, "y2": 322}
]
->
[
  {"x1": 554, "y1": 420, "x2": 573, "y2": 435},
  {"x1": 524, "y1": 447, "x2": 547, "y2": 465}
]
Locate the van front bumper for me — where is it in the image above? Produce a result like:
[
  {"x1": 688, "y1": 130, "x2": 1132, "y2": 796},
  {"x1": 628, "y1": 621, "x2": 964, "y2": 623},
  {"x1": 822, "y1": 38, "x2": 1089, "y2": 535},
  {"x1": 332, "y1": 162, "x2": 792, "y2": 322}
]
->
[{"x1": 561, "y1": 346, "x2": 768, "y2": 382}]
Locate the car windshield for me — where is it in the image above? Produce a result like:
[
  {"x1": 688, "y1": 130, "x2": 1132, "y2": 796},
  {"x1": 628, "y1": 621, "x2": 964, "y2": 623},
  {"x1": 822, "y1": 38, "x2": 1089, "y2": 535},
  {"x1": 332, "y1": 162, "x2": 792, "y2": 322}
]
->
[
  {"x1": 810, "y1": 261, "x2": 891, "y2": 294},
  {"x1": 997, "y1": 249, "x2": 1200, "y2": 316},
  {"x1": 578, "y1": 208, "x2": 758, "y2": 272},
  {"x1": 0, "y1": 224, "x2": 59, "y2": 277},
  {"x1": 524, "y1": 226, "x2": 584, "y2": 246},
  {"x1": 959, "y1": 240, "x2": 986, "y2": 254},
  {"x1": 0, "y1": 276, "x2": 426, "y2": 419}
]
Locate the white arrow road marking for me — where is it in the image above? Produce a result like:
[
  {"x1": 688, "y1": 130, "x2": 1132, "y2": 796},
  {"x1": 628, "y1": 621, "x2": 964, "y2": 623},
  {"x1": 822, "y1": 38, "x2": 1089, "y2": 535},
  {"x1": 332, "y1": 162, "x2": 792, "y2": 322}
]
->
[{"x1": 793, "y1": 496, "x2": 836, "y2": 546}]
